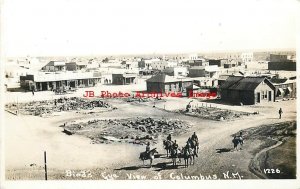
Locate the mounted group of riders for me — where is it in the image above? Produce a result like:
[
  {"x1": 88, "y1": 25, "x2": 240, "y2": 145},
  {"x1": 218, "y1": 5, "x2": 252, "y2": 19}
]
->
[
  {"x1": 163, "y1": 132, "x2": 200, "y2": 167},
  {"x1": 140, "y1": 131, "x2": 245, "y2": 168}
]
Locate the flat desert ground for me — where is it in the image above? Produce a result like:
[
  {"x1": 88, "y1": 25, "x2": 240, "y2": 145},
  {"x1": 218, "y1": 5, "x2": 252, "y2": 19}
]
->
[{"x1": 3, "y1": 84, "x2": 297, "y2": 180}]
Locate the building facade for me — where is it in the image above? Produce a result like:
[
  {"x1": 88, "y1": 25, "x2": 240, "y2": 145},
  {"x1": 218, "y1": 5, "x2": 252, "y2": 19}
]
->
[{"x1": 220, "y1": 76, "x2": 275, "y2": 105}]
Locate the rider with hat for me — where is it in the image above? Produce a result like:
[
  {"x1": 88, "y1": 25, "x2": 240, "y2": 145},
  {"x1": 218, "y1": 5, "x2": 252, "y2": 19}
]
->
[
  {"x1": 172, "y1": 140, "x2": 179, "y2": 150},
  {"x1": 167, "y1": 134, "x2": 172, "y2": 141},
  {"x1": 146, "y1": 142, "x2": 151, "y2": 155},
  {"x1": 191, "y1": 132, "x2": 198, "y2": 142}
]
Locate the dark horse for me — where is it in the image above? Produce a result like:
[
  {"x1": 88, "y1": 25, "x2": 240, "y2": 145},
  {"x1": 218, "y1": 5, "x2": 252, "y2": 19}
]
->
[
  {"x1": 232, "y1": 136, "x2": 244, "y2": 151},
  {"x1": 182, "y1": 146, "x2": 195, "y2": 168},
  {"x1": 163, "y1": 140, "x2": 173, "y2": 157},
  {"x1": 139, "y1": 148, "x2": 158, "y2": 167}
]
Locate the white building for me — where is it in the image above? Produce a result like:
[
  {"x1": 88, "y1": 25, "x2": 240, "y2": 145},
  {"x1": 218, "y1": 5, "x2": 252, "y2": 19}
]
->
[
  {"x1": 163, "y1": 67, "x2": 188, "y2": 77},
  {"x1": 151, "y1": 60, "x2": 178, "y2": 70},
  {"x1": 241, "y1": 52, "x2": 253, "y2": 63}
]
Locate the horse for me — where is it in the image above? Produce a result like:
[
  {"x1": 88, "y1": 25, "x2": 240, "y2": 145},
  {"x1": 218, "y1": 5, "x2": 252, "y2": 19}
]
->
[
  {"x1": 182, "y1": 146, "x2": 195, "y2": 168},
  {"x1": 139, "y1": 148, "x2": 158, "y2": 167},
  {"x1": 232, "y1": 136, "x2": 244, "y2": 151},
  {"x1": 163, "y1": 140, "x2": 173, "y2": 157},
  {"x1": 170, "y1": 146, "x2": 182, "y2": 167},
  {"x1": 190, "y1": 139, "x2": 199, "y2": 156}
]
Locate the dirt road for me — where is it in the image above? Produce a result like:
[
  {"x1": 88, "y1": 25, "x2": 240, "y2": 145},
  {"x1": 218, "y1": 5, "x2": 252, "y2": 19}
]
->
[{"x1": 4, "y1": 98, "x2": 296, "y2": 180}]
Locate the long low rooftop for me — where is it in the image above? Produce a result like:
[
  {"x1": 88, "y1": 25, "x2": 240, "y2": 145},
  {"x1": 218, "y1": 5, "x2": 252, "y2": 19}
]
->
[{"x1": 26, "y1": 71, "x2": 103, "y2": 82}]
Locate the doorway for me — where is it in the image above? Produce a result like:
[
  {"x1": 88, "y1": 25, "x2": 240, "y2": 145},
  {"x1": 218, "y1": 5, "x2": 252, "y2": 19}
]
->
[{"x1": 257, "y1": 92, "x2": 260, "y2": 103}]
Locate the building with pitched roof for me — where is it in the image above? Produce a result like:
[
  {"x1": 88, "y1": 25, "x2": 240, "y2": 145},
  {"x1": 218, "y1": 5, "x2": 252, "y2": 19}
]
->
[
  {"x1": 220, "y1": 76, "x2": 275, "y2": 105},
  {"x1": 146, "y1": 74, "x2": 193, "y2": 95}
]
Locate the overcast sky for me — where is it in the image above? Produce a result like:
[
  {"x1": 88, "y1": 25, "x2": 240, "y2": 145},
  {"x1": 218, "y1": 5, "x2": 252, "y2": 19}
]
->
[{"x1": 1, "y1": 0, "x2": 297, "y2": 57}]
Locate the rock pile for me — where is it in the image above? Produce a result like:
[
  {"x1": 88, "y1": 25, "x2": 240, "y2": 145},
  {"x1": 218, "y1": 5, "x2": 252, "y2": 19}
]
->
[
  {"x1": 5, "y1": 97, "x2": 113, "y2": 117},
  {"x1": 63, "y1": 117, "x2": 190, "y2": 145},
  {"x1": 180, "y1": 107, "x2": 251, "y2": 121}
]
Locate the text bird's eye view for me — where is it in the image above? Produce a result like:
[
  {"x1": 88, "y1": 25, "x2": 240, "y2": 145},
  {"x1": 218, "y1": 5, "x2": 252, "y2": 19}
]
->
[{"x1": 1, "y1": 0, "x2": 298, "y2": 188}]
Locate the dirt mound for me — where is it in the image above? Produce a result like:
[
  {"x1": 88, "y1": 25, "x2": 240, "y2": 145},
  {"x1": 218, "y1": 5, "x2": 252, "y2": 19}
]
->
[
  {"x1": 236, "y1": 121, "x2": 296, "y2": 179},
  {"x1": 5, "y1": 97, "x2": 114, "y2": 117},
  {"x1": 234, "y1": 121, "x2": 296, "y2": 141},
  {"x1": 63, "y1": 117, "x2": 191, "y2": 145},
  {"x1": 179, "y1": 106, "x2": 253, "y2": 121}
]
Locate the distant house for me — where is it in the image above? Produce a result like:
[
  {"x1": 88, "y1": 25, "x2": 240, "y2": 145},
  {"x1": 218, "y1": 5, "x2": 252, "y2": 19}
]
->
[
  {"x1": 41, "y1": 61, "x2": 66, "y2": 72},
  {"x1": 151, "y1": 61, "x2": 177, "y2": 70},
  {"x1": 163, "y1": 67, "x2": 188, "y2": 77},
  {"x1": 188, "y1": 65, "x2": 219, "y2": 78},
  {"x1": 220, "y1": 76, "x2": 275, "y2": 105},
  {"x1": 188, "y1": 66, "x2": 205, "y2": 77},
  {"x1": 146, "y1": 74, "x2": 193, "y2": 95},
  {"x1": 241, "y1": 52, "x2": 253, "y2": 63},
  {"x1": 112, "y1": 73, "x2": 137, "y2": 85},
  {"x1": 270, "y1": 78, "x2": 296, "y2": 100},
  {"x1": 208, "y1": 59, "x2": 228, "y2": 67},
  {"x1": 65, "y1": 62, "x2": 87, "y2": 71}
]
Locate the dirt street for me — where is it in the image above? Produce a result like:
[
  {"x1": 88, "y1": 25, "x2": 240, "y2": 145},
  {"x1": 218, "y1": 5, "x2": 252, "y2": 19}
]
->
[{"x1": 4, "y1": 95, "x2": 296, "y2": 180}]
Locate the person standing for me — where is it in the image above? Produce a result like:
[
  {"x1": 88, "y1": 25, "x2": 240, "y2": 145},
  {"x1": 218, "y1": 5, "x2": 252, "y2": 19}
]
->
[{"x1": 279, "y1": 108, "x2": 283, "y2": 119}]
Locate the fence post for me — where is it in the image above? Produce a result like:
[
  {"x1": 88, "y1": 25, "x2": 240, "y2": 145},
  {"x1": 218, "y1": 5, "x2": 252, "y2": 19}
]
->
[{"x1": 44, "y1": 151, "x2": 47, "y2": 180}]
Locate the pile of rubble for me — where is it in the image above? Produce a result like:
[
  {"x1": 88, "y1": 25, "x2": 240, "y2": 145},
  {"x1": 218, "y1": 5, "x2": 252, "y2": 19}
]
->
[
  {"x1": 180, "y1": 107, "x2": 251, "y2": 121},
  {"x1": 5, "y1": 97, "x2": 114, "y2": 117},
  {"x1": 63, "y1": 117, "x2": 190, "y2": 145},
  {"x1": 124, "y1": 97, "x2": 166, "y2": 103}
]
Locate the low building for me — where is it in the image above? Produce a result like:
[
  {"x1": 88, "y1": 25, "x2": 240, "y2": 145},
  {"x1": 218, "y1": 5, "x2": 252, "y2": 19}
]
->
[
  {"x1": 208, "y1": 59, "x2": 228, "y2": 67},
  {"x1": 270, "y1": 54, "x2": 289, "y2": 62},
  {"x1": 151, "y1": 60, "x2": 178, "y2": 70},
  {"x1": 112, "y1": 73, "x2": 137, "y2": 85},
  {"x1": 188, "y1": 66, "x2": 205, "y2": 77},
  {"x1": 268, "y1": 54, "x2": 296, "y2": 71},
  {"x1": 268, "y1": 61, "x2": 296, "y2": 71},
  {"x1": 163, "y1": 67, "x2": 188, "y2": 77},
  {"x1": 270, "y1": 78, "x2": 296, "y2": 100},
  {"x1": 220, "y1": 76, "x2": 275, "y2": 105},
  {"x1": 20, "y1": 71, "x2": 105, "y2": 91},
  {"x1": 65, "y1": 62, "x2": 88, "y2": 71},
  {"x1": 146, "y1": 74, "x2": 193, "y2": 95},
  {"x1": 188, "y1": 65, "x2": 219, "y2": 78},
  {"x1": 41, "y1": 61, "x2": 66, "y2": 72}
]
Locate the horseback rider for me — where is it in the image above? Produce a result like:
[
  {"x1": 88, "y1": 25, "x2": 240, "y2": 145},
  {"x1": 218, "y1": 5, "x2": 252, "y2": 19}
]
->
[
  {"x1": 167, "y1": 134, "x2": 172, "y2": 141},
  {"x1": 191, "y1": 132, "x2": 198, "y2": 142},
  {"x1": 187, "y1": 137, "x2": 192, "y2": 146},
  {"x1": 145, "y1": 142, "x2": 151, "y2": 155},
  {"x1": 172, "y1": 140, "x2": 179, "y2": 150}
]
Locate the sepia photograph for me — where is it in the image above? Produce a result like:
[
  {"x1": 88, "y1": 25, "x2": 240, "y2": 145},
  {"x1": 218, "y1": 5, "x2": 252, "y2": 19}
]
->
[{"x1": 0, "y1": 0, "x2": 299, "y2": 188}]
